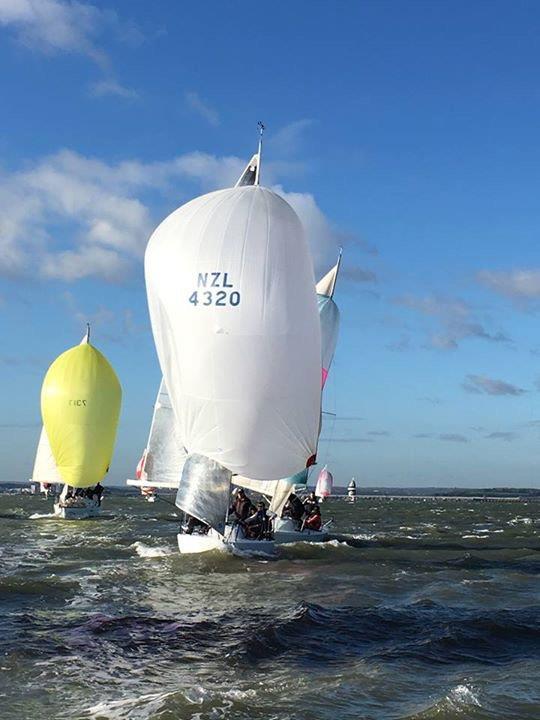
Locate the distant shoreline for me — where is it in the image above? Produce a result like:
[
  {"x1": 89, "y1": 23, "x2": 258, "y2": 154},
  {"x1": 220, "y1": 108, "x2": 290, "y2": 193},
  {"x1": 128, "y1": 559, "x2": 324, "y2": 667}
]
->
[{"x1": 2, "y1": 481, "x2": 539, "y2": 500}]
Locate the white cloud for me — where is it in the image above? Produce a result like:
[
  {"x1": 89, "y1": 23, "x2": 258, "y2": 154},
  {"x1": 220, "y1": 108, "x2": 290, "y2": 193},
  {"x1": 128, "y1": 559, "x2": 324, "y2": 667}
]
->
[
  {"x1": 462, "y1": 375, "x2": 526, "y2": 396},
  {"x1": 273, "y1": 186, "x2": 343, "y2": 275},
  {"x1": 478, "y1": 268, "x2": 540, "y2": 299},
  {"x1": 185, "y1": 91, "x2": 220, "y2": 127},
  {"x1": 0, "y1": 148, "x2": 347, "y2": 283},
  {"x1": 89, "y1": 78, "x2": 138, "y2": 99},
  {"x1": 267, "y1": 119, "x2": 313, "y2": 156},
  {"x1": 395, "y1": 294, "x2": 510, "y2": 350},
  {"x1": 42, "y1": 245, "x2": 132, "y2": 281},
  {"x1": 62, "y1": 291, "x2": 149, "y2": 343},
  {"x1": 0, "y1": 0, "x2": 109, "y2": 66},
  {"x1": 0, "y1": 1, "x2": 141, "y2": 97}
]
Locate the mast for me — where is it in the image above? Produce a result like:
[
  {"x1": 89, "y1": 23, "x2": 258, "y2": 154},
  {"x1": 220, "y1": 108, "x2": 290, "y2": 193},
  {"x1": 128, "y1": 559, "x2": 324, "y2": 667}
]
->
[{"x1": 254, "y1": 121, "x2": 265, "y2": 186}]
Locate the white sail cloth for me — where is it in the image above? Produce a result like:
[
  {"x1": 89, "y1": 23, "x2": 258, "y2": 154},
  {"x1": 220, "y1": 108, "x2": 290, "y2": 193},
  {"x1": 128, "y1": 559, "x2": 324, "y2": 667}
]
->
[
  {"x1": 235, "y1": 257, "x2": 341, "y2": 504},
  {"x1": 316, "y1": 258, "x2": 340, "y2": 387},
  {"x1": 315, "y1": 465, "x2": 333, "y2": 498},
  {"x1": 31, "y1": 427, "x2": 62, "y2": 485},
  {"x1": 136, "y1": 379, "x2": 187, "y2": 488},
  {"x1": 146, "y1": 185, "x2": 322, "y2": 481}
]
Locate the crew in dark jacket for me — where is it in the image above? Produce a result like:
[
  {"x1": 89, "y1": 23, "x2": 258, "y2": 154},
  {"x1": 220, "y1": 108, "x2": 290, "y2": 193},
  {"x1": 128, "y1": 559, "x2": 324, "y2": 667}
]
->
[{"x1": 229, "y1": 488, "x2": 254, "y2": 521}]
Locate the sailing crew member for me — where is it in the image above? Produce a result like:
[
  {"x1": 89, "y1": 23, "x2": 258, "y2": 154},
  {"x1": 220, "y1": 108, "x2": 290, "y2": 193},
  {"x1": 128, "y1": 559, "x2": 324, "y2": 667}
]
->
[
  {"x1": 303, "y1": 491, "x2": 319, "y2": 517},
  {"x1": 302, "y1": 505, "x2": 322, "y2": 532},
  {"x1": 184, "y1": 514, "x2": 208, "y2": 534},
  {"x1": 94, "y1": 482, "x2": 104, "y2": 506},
  {"x1": 244, "y1": 501, "x2": 270, "y2": 539},
  {"x1": 283, "y1": 493, "x2": 305, "y2": 528},
  {"x1": 229, "y1": 488, "x2": 254, "y2": 522}
]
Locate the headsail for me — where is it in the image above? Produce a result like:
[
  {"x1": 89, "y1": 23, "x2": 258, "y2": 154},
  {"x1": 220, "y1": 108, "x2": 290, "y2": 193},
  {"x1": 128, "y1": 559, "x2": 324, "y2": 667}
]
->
[
  {"x1": 175, "y1": 454, "x2": 231, "y2": 534},
  {"x1": 235, "y1": 154, "x2": 259, "y2": 187}
]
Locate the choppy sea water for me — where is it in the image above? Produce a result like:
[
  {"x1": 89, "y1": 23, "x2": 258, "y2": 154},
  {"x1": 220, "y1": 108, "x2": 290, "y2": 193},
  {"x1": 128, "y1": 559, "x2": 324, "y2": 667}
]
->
[{"x1": 0, "y1": 493, "x2": 538, "y2": 720}]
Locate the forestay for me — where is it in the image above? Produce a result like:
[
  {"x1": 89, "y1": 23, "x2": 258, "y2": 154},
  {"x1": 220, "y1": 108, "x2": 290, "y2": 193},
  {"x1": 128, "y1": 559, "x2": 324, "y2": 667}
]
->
[{"x1": 145, "y1": 185, "x2": 322, "y2": 482}]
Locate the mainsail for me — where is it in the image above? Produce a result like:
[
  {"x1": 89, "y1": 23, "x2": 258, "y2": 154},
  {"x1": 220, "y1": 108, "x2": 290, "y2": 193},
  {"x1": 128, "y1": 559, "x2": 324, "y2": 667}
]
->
[
  {"x1": 41, "y1": 333, "x2": 122, "y2": 488},
  {"x1": 31, "y1": 426, "x2": 62, "y2": 486},
  {"x1": 146, "y1": 182, "x2": 321, "y2": 529},
  {"x1": 130, "y1": 379, "x2": 187, "y2": 489}
]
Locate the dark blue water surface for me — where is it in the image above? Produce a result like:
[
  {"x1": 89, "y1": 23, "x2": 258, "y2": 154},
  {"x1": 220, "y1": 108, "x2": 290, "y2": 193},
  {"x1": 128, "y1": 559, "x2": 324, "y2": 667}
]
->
[{"x1": 0, "y1": 493, "x2": 538, "y2": 719}]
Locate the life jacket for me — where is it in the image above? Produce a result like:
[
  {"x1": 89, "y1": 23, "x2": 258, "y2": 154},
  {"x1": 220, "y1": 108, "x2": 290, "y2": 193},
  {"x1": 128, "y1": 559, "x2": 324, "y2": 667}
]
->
[{"x1": 305, "y1": 513, "x2": 322, "y2": 531}]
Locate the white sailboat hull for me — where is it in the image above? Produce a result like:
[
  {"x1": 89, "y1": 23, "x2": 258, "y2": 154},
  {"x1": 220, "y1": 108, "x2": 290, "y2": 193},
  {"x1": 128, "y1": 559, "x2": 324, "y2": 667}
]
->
[
  {"x1": 53, "y1": 500, "x2": 100, "y2": 520},
  {"x1": 273, "y1": 517, "x2": 330, "y2": 544},
  {"x1": 177, "y1": 526, "x2": 276, "y2": 556}
]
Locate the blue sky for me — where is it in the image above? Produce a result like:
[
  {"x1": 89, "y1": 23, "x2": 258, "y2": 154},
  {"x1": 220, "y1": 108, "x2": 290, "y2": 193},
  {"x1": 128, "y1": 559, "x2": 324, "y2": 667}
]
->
[{"x1": 1, "y1": 0, "x2": 540, "y2": 487}]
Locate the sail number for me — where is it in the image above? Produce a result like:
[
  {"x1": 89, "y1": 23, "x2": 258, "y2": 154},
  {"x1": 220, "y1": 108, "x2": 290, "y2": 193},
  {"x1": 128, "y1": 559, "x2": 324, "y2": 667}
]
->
[
  {"x1": 188, "y1": 272, "x2": 241, "y2": 307},
  {"x1": 69, "y1": 399, "x2": 87, "y2": 406}
]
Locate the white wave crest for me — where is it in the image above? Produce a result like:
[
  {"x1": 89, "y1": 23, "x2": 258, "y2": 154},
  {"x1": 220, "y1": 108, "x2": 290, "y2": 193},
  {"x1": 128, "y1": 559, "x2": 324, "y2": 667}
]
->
[
  {"x1": 447, "y1": 684, "x2": 481, "y2": 708},
  {"x1": 131, "y1": 542, "x2": 172, "y2": 558}
]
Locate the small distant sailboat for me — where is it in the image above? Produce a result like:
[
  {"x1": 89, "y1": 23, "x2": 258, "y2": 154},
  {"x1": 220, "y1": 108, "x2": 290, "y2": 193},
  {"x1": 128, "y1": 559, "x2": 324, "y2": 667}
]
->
[
  {"x1": 40, "y1": 327, "x2": 122, "y2": 519},
  {"x1": 315, "y1": 465, "x2": 333, "y2": 502},
  {"x1": 347, "y1": 478, "x2": 357, "y2": 502},
  {"x1": 145, "y1": 126, "x2": 322, "y2": 554}
]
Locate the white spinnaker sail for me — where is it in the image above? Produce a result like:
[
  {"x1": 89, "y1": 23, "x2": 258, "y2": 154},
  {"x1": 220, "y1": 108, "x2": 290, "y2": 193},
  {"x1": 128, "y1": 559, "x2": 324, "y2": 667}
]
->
[
  {"x1": 31, "y1": 427, "x2": 62, "y2": 485},
  {"x1": 315, "y1": 465, "x2": 333, "y2": 498},
  {"x1": 146, "y1": 185, "x2": 321, "y2": 482},
  {"x1": 135, "y1": 379, "x2": 187, "y2": 488},
  {"x1": 132, "y1": 155, "x2": 260, "y2": 493},
  {"x1": 237, "y1": 255, "x2": 342, "y2": 509},
  {"x1": 316, "y1": 253, "x2": 341, "y2": 387}
]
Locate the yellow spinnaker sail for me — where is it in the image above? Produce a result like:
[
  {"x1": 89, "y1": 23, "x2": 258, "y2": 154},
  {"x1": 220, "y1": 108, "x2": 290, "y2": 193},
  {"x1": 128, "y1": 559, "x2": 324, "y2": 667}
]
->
[{"x1": 41, "y1": 341, "x2": 122, "y2": 488}]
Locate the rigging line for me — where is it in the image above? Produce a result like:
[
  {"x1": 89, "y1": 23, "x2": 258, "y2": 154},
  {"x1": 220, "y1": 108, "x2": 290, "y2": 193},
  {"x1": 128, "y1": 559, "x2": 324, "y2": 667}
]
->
[{"x1": 322, "y1": 370, "x2": 338, "y2": 467}]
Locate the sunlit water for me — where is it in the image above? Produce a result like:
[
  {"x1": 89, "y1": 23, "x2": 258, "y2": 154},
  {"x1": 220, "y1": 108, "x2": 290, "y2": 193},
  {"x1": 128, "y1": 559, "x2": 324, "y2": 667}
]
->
[{"x1": 0, "y1": 492, "x2": 538, "y2": 719}]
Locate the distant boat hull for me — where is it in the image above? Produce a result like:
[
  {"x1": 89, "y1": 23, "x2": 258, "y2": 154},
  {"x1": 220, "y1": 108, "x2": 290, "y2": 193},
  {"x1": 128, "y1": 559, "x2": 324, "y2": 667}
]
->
[
  {"x1": 177, "y1": 525, "x2": 276, "y2": 556},
  {"x1": 53, "y1": 500, "x2": 100, "y2": 520},
  {"x1": 273, "y1": 517, "x2": 330, "y2": 544}
]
